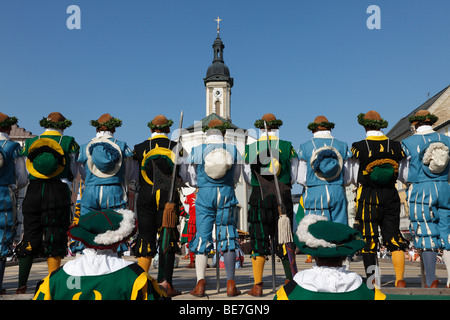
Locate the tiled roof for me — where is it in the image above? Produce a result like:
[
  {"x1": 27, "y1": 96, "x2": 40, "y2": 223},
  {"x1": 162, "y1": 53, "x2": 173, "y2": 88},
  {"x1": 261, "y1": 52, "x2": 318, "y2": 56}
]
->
[
  {"x1": 9, "y1": 125, "x2": 35, "y2": 140},
  {"x1": 387, "y1": 85, "x2": 450, "y2": 141},
  {"x1": 184, "y1": 112, "x2": 241, "y2": 132}
]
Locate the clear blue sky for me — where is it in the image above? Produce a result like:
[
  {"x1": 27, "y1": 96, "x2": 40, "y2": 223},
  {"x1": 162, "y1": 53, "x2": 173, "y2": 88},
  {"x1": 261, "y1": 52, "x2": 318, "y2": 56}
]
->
[{"x1": 0, "y1": 0, "x2": 449, "y2": 150}]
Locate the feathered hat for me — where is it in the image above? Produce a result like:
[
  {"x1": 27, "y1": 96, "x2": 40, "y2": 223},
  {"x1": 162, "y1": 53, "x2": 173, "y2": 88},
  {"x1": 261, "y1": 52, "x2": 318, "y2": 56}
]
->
[
  {"x1": 68, "y1": 209, "x2": 137, "y2": 250},
  {"x1": 295, "y1": 214, "x2": 365, "y2": 258}
]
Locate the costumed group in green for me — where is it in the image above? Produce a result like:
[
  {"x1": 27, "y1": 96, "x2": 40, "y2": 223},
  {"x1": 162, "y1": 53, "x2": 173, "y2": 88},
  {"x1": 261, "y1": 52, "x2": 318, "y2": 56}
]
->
[{"x1": 0, "y1": 108, "x2": 448, "y2": 300}]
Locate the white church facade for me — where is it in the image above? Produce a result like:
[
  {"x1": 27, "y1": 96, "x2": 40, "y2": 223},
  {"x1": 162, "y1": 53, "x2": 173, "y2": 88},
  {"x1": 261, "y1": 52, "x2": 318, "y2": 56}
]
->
[{"x1": 180, "y1": 20, "x2": 254, "y2": 232}]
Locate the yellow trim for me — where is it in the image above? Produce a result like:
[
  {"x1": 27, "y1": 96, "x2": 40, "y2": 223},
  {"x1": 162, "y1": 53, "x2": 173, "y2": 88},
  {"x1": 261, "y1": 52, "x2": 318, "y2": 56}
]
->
[
  {"x1": 72, "y1": 290, "x2": 102, "y2": 300},
  {"x1": 366, "y1": 135, "x2": 388, "y2": 141},
  {"x1": 258, "y1": 135, "x2": 279, "y2": 141},
  {"x1": 131, "y1": 273, "x2": 150, "y2": 300},
  {"x1": 41, "y1": 130, "x2": 62, "y2": 136},
  {"x1": 130, "y1": 273, "x2": 167, "y2": 300},
  {"x1": 140, "y1": 146, "x2": 176, "y2": 185},
  {"x1": 151, "y1": 134, "x2": 169, "y2": 139},
  {"x1": 156, "y1": 189, "x2": 160, "y2": 210},
  {"x1": 275, "y1": 286, "x2": 289, "y2": 300},
  {"x1": 33, "y1": 275, "x2": 52, "y2": 300},
  {"x1": 374, "y1": 288, "x2": 386, "y2": 300},
  {"x1": 26, "y1": 138, "x2": 66, "y2": 179}
]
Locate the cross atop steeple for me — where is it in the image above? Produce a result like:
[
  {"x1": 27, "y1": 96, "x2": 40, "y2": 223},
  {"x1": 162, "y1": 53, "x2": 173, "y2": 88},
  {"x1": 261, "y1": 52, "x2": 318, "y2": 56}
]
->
[{"x1": 214, "y1": 16, "x2": 222, "y2": 35}]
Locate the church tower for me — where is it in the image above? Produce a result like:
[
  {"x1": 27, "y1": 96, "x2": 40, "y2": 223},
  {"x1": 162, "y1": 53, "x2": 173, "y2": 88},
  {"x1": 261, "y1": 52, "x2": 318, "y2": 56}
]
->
[{"x1": 204, "y1": 17, "x2": 233, "y2": 121}]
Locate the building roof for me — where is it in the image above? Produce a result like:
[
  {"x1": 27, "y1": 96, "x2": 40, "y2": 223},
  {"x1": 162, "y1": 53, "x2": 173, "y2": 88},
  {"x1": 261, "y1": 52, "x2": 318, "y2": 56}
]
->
[
  {"x1": 9, "y1": 125, "x2": 35, "y2": 140},
  {"x1": 387, "y1": 85, "x2": 450, "y2": 141},
  {"x1": 184, "y1": 112, "x2": 242, "y2": 133}
]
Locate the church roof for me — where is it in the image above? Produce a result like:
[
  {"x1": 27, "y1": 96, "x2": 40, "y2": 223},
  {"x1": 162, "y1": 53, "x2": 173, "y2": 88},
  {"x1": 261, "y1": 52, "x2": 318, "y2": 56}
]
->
[
  {"x1": 204, "y1": 35, "x2": 233, "y2": 87},
  {"x1": 184, "y1": 113, "x2": 242, "y2": 133},
  {"x1": 387, "y1": 85, "x2": 450, "y2": 141}
]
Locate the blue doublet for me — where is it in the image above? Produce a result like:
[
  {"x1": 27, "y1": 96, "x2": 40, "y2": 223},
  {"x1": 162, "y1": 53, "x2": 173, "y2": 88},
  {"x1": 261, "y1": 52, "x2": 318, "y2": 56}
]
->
[
  {"x1": 77, "y1": 137, "x2": 133, "y2": 215},
  {"x1": 298, "y1": 137, "x2": 351, "y2": 224},
  {"x1": 402, "y1": 131, "x2": 450, "y2": 250},
  {"x1": 187, "y1": 142, "x2": 240, "y2": 254},
  {"x1": 0, "y1": 140, "x2": 22, "y2": 257}
]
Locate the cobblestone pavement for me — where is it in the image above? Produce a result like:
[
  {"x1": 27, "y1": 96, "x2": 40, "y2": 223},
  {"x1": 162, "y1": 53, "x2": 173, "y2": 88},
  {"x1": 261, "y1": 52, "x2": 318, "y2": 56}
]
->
[{"x1": 1, "y1": 253, "x2": 449, "y2": 300}]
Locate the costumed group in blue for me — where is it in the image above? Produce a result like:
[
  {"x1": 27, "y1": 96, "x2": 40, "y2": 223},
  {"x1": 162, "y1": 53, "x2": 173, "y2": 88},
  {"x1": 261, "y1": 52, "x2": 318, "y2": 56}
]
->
[{"x1": 0, "y1": 108, "x2": 449, "y2": 300}]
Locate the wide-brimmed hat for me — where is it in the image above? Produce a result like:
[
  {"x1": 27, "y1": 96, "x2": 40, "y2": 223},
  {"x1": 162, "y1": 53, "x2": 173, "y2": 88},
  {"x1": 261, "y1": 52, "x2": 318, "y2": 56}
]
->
[
  {"x1": 26, "y1": 138, "x2": 66, "y2": 179},
  {"x1": 68, "y1": 209, "x2": 137, "y2": 250},
  {"x1": 408, "y1": 110, "x2": 438, "y2": 127},
  {"x1": 295, "y1": 214, "x2": 365, "y2": 257},
  {"x1": 310, "y1": 146, "x2": 343, "y2": 181},
  {"x1": 90, "y1": 113, "x2": 122, "y2": 131},
  {"x1": 147, "y1": 115, "x2": 174, "y2": 131},
  {"x1": 0, "y1": 113, "x2": 18, "y2": 129},
  {"x1": 86, "y1": 136, "x2": 122, "y2": 178},
  {"x1": 357, "y1": 110, "x2": 388, "y2": 129},
  {"x1": 39, "y1": 112, "x2": 72, "y2": 130},
  {"x1": 254, "y1": 113, "x2": 283, "y2": 129},
  {"x1": 307, "y1": 116, "x2": 335, "y2": 132},
  {"x1": 420, "y1": 140, "x2": 450, "y2": 178}
]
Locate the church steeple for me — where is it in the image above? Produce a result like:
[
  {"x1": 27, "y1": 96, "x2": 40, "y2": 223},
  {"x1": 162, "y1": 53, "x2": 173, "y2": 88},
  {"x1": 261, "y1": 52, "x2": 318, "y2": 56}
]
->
[
  {"x1": 204, "y1": 17, "x2": 233, "y2": 120},
  {"x1": 204, "y1": 17, "x2": 233, "y2": 87}
]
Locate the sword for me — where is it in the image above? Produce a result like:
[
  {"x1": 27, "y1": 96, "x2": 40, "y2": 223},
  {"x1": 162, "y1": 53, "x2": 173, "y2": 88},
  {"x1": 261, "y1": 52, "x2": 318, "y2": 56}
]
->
[
  {"x1": 262, "y1": 121, "x2": 297, "y2": 281},
  {"x1": 161, "y1": 110, "x2": 184, "y2": 255}
]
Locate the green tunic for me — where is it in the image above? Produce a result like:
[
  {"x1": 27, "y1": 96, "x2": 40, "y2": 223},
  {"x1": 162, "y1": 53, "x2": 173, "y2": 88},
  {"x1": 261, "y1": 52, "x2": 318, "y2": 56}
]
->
[{"x1": 34, "y1": 263, "x2": 166, "y2": 300}]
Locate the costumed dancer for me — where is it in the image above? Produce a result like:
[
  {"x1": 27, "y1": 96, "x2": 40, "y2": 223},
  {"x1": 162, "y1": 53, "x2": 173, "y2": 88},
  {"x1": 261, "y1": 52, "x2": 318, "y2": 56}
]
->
[
  {"x1": 132, "y1": 114, "x2": 184, "y2": 297},
  {"x1": 180, "y1": 190, "x2": 197, "y2": 268},
  {"x1": 77, "y1": 113, "x2": 135, "y2": 215},
  {"x1": 243, "y1": 113, "x2": 299, "y2": 296},
  {"x1": 275, "y1": 214, "x2": 450, "y2": 300},
  {"x1": 75, "y1": 114, "x2": 135, "y2": 253},
  {"x1": 15, "y1": 112, "x2": 80, "y2": 294},
  {"x1": 275, "y1": 214, "x2": 382, "y2": 300},
  {"x1": 350, "y1": 110, "x2": 409, "y2": 287},
  {"x1": 276, "y1": 214, "x2": 450, "y2": 300},
  {"x1": 297, "y1": 116, "x2": 352, "y2": 224},
  {"x1": 400, "y1": 110, "x2": 450, "y2": 288},
  {"x1": 34, "y1": 208, "x2": 167, "y2": 300},
  {"x1": 0, "y1": 114, "x2": 27, "y2": 294},
  {"x1": 184, "y1": 119, "x2": 242, "y2": 297}
]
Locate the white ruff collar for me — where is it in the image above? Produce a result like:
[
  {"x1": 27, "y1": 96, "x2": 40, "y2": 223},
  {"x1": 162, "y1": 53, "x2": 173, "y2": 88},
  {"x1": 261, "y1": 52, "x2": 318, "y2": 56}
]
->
[
  {"x1": 313, "y1": 131, "x2": 333, "y2": 138},
  {"x1": 63, "y1": 248, "x2": 133, "y2": 276},
  {"x1": 294, "y1": 266, "x2": 363, "y2": 293}
]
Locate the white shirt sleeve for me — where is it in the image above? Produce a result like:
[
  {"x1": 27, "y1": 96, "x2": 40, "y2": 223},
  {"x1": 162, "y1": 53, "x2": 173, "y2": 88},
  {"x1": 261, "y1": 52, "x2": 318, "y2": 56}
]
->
[
  {"x1": 296, "y1": 159, "x2": 307, "y2": 186},
  {"x1": 345, "y1": 157, "x2": 360, "y2": 186},
  {"x1": 14, "y1": 156, "x2": 28, "y2": 189},
  {"x1": 397, "y1": 157, "x2": 409, "y2": 184},
  {"x1": 290, "y1": 157, "x2": 299, "y2": 185},
  {"x1": 242, "y1": 163, "x2": 252, "y2": 186}
]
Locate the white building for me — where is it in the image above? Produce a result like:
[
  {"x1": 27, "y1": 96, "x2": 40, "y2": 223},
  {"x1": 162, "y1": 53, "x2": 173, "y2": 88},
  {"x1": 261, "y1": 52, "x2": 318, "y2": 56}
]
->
[{"x1": 180, "y1": 25, "x2": 254, "y2": 231}]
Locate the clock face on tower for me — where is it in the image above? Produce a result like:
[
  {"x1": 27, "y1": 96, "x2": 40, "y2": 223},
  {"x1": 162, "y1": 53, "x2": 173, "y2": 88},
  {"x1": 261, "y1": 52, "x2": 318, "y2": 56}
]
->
[{"x1": 214, "y1": 89, "x2": 222, "y2": 98}]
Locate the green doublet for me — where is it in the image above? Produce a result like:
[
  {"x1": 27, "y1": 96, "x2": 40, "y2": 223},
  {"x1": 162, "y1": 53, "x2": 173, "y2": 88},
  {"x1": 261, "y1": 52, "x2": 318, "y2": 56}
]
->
[
  {"x1": 245, "y1": 138, "x2": 297, "y2": 186},
  {"x1": 274, "y1": 278, "x2": 450, "y2": 300},
  {"x1": 34, "y1": 264, "x2": 164, "y2": 300},
  {"x1": 274, "y1": 280, "x2": 381, "y2": 300},
  {"x1": 22, "y1": 133, "x2": 79, "y2": 181}
]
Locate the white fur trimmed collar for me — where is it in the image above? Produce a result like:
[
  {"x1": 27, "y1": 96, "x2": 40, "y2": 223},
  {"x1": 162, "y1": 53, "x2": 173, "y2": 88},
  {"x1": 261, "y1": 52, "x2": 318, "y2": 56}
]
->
[
  {"x1": 296, "y1": 214, "x2": 336, "y2": 248},
  {"x1": 93, "y1": 209, "x2": 136, "y2": 246}
]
